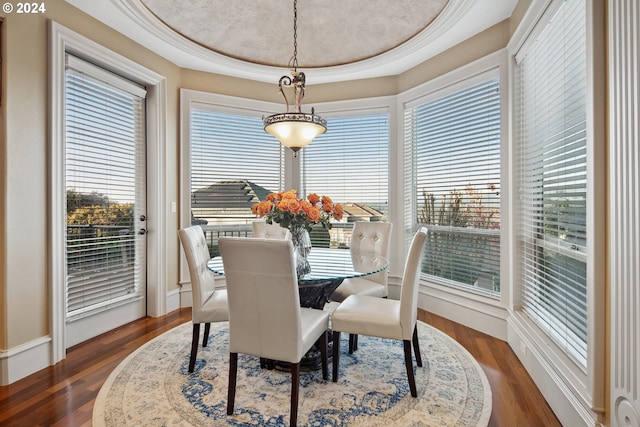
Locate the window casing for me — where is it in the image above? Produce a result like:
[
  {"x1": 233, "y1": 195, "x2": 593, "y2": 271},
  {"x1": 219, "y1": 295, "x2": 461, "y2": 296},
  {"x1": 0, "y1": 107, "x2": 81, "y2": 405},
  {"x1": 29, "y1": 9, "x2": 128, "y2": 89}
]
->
[
  {"x1": 51, "y1": 21, "x2": 167, "y2": 361},
  {"x1": 404, "y1": 73, "x2": 502, "y2": 295}
]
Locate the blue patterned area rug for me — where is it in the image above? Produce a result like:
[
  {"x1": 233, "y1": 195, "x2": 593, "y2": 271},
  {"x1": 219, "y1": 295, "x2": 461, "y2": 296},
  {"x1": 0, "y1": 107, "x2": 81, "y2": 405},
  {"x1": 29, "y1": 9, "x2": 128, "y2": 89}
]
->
[{"x1": 93, "y1": 320, "x2": 491, "y2": 426}]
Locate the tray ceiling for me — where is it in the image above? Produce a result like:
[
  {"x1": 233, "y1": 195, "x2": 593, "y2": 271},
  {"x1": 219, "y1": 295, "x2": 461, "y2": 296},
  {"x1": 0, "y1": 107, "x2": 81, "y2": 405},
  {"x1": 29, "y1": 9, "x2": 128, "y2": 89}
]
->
[{"x1": 67, "y1": 0, "x2": 518, "y2": 84}]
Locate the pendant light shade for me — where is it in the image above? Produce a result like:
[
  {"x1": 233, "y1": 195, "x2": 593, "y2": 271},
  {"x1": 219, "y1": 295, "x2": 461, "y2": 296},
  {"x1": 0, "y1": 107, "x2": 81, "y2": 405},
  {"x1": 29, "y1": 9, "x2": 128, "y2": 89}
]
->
[{"x1": 264, "y1": 110, "x2": 326, "y2": 153}]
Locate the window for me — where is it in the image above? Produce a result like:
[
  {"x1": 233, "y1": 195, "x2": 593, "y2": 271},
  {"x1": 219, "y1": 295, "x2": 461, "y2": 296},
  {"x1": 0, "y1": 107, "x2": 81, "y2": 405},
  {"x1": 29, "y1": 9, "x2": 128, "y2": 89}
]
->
[
  {"x1": 189, "y1": 104, "x2": 284, "y2": 253},
  {"x1": 404, "y1": 75, "x2": 502, "y2": 294},
  {"x1": 302, "y1": 113, "x2": 389, "y2": 247},
  {"x1": 515, "y1": 0, "x2": 588, "y2": 366},
  {"x1": 183, "y1": 93, "x2": 390, "y2": 252}
]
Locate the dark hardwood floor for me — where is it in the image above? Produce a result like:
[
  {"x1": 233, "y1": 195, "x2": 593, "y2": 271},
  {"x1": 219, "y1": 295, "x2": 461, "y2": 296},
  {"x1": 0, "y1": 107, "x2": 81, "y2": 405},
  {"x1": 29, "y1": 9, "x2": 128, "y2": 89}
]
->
[
  {"x1": 0, "y1": 308, "x2": 561, "y2": 426},
  {"x1": 418, "y1": 310, "x2": 562, "y2": 427}
]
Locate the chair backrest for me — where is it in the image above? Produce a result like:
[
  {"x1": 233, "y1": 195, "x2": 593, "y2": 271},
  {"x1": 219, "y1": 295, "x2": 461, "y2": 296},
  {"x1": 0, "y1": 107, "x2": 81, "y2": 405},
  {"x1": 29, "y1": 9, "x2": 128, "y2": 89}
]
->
[
  {"x1": 252, "y1": 221, "x2": 291, "y2": 240},
  {"x1": 399, "y1": 227, "x2": 428, "y2": 340},
  {"x1": 178, "y1": 226, "x2": 217, "y2": 323},
  {"x1": 349, "y1": 222, "x2": 393, "y2": 285},
  {"x1": 218, "y1": 237, "x2": 304, "y2": 363}
]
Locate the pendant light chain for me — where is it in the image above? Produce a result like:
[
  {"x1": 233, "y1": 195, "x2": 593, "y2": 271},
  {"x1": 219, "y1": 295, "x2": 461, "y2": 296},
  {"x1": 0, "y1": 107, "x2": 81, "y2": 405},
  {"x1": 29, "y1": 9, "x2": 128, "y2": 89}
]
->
[{"x1": 292, "y1": 0, "x2": 299, "y2": 71}]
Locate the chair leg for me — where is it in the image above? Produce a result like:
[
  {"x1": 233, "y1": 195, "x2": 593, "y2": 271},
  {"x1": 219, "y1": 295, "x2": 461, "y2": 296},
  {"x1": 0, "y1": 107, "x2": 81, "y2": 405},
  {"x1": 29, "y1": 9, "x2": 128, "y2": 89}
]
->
[
  {"x1": 332, "y1": 331, "x2": 341, "y2": 382},
  {"x1": 188, "y1": 323, "x2": 201, "y2": 373},
  {"x1": 403, "y1": 340, "x2": 418, "y2": 397},
  {"x1": 348, "y1": 333, "x2": 358, "y2": 354},
  {"x1": 412, "y1": 324, "x2": 423, "y2": 367},
  {"x1": 227, "y1": 353, "x2": 238, "y2": 415},
  {"x1": 290, "y1": 362, "x2": 300, "y2": 427},
  {"x1": 202, "y1": 323, "x2": 211, "y2": 347},
  {"x1": 320, "y1": 330, "x2": 328, "y2": 381}
]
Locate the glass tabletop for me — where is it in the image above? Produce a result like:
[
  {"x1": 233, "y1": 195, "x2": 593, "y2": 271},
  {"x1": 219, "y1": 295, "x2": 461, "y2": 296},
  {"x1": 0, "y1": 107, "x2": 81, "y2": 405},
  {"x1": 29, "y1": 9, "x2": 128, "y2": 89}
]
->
[{"x1": 207, "y1": 247, "x2": 389, "y2": 283}]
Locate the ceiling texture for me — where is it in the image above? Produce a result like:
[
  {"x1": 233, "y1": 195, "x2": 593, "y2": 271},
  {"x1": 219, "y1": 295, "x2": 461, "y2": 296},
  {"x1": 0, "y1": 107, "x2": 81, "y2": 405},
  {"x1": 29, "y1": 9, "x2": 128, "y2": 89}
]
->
[
  {"x1": 67, "y1": 0, "x2": 518, "y2": 84},
  {"x1": 139, "y1": 0, "x2": 449, "y2": 68}
]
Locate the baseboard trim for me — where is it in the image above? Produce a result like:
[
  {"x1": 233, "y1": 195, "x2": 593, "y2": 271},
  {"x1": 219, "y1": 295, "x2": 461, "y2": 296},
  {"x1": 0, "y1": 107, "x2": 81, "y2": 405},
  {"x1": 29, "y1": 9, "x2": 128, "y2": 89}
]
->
[
  {"x1": 0, "y1": 336, "x2": 52, "y2": 386},
  {"x1": 166, "y1": 288, "x2": 181, "y2": 313},
  {"x1": 508, "y1": 313, "x2": 602, "y2": 427}
]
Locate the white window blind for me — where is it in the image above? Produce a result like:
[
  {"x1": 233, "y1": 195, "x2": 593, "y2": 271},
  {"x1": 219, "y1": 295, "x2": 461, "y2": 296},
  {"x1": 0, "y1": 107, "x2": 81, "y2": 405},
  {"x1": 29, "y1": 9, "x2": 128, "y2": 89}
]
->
[
  {"x1": 302, "y1": 113, "x2": 389, "y2": 248},
  {"x1": 516, "y1": 0, "x2": 587, "y2": 366},
  {"x1": 404, "y1": 76, "x2": 501, "y2": 294},
  {"x1": 189, "y1": 106, "x2": 284, "y2": 249},
  {"x1": 65, "y1": 54, "x2": 146, "y2": 316}
]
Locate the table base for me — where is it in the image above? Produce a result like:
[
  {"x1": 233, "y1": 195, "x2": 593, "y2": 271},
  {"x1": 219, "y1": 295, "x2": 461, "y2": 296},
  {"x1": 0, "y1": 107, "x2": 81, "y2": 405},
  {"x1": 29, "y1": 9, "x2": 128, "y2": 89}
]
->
[
  {"x1": 262, "y1": 279, "x2": 343, "y2": 372},
  {"x1": 262, "y1": 338, "x2": 334, "y2": 373},
  {"x1": 299, "y1": 279, "x2": 343, "y2": 309}
]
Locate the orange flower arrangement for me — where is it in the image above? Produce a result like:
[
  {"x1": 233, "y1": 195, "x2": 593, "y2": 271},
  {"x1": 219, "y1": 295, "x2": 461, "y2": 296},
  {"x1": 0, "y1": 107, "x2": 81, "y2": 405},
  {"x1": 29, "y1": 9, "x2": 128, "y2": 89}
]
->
[{"x1": 252, "y1": 189, "x2": 344, "y2": 232}]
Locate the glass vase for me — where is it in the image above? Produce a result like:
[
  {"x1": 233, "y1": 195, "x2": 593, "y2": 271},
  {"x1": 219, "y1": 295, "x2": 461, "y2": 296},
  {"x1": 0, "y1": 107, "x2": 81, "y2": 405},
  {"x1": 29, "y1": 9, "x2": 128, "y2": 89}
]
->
[{"x1": 290, "y1": 226, "x2": 311, "y2": 278}]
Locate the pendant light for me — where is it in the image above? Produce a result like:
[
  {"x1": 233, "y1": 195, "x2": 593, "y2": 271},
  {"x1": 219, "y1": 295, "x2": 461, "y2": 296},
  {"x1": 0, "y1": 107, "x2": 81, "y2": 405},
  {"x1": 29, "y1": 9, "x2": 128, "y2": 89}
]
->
[{"x1": 263, "y1": 0, "x2": 327, "y2": 155}]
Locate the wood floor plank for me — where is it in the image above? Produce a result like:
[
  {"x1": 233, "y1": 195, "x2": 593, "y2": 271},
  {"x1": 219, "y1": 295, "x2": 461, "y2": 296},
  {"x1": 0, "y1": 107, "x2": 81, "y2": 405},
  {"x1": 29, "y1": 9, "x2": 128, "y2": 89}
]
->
[
  {"x1": 0, "y1": 308, "x2": 561, "y2": 426},
  {"x1": 418, "y1": 311, "x2": 561, "y2": 427}
]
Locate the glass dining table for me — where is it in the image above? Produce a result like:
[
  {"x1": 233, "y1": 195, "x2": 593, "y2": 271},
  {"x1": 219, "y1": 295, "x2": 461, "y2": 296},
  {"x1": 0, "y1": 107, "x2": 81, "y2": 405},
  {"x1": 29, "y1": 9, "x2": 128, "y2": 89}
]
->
[{"x1": 207, "y1": 247, "x2": 389, "y2": 309}]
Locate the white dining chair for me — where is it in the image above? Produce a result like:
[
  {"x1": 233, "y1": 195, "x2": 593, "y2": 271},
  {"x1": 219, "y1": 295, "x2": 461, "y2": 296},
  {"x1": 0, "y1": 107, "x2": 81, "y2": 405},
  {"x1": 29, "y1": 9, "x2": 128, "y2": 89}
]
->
[
  {"x1": 219, "y1": 237, "x2": 329, "y2": 427},
  {"x1": 330, "y1": 222, "x2": 393, "y2": 302},
  {"x1": 178, "y1": 226, "x2": 229, "y2": 373},
  {"x1": 331, "y1": 227, "x2": 428, "y2": 397},
  {"x1": 330, "y1": 221, "x2": 392, "y2": 352},
  {"x1": 252, "y1": 220, "x2": 292, "y2": 240}
]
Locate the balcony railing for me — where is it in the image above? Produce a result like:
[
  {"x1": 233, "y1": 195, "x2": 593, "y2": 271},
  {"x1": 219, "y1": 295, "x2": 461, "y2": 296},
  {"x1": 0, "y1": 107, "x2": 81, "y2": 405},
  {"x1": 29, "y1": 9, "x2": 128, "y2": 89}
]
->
[
  {"x1": 422, "y1": 225, "x2": 501, "y2": 293},
  {"x1": 199, "y1": 223, "x2": 501, "y2": 293},
  {"x1": 199, "y1": 222, "x2": 355, "y2": 256},
  {"x1": 66, "y1": 224, "x2": 139, "y2": 314}
]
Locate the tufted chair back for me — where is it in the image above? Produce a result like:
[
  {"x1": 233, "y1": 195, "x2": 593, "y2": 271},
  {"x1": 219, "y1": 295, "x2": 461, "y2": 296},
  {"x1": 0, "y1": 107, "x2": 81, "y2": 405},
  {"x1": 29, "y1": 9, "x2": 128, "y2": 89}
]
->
[
  {"x1": 329, "y1": 221, "x2": 393, "y2": 304},
  {"x1": 252, "y1": 221, "x2": 292, "y2": 240},
  {"x1": 180, "y1": 226, "x2": 222, "y2": 323},
  {"x1": 349, "y1": 222, "x2": 393, "y2": 286}
]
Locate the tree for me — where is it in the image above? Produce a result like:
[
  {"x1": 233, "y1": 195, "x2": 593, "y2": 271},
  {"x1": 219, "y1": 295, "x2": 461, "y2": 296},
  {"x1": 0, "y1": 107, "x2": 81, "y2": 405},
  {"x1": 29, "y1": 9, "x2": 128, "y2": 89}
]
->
[
  {"x1": 66, "y1": 188, "x2": 110, "y2": 214},
  {"x1": 66, "y1": 189, "x2": 134, "y2": 238}
]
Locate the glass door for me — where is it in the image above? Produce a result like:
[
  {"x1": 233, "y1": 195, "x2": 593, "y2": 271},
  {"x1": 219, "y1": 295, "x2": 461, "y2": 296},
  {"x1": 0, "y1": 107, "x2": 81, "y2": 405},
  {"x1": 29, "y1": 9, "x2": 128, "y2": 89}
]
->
[{"x1": 64, "y1": 54, "x2": 147, "y2": 347}]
